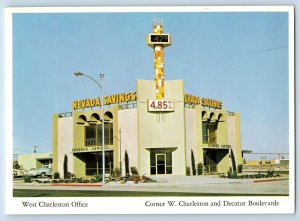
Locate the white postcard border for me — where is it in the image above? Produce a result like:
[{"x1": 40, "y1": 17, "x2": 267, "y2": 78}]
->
[{"x1": 5, "y1": 6, "x2": 295, "y2": 215}]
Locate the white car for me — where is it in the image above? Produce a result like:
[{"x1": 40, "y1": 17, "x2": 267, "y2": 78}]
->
[
  {"x1": 27, "y1": 168, "x2": 52, "y2": 178},
  {"x1": 27, "y1": 168, "x2": 38, "y2": 177},
  {"x1": 13, "y1": 168, "x2": 26, "y2": 178}
]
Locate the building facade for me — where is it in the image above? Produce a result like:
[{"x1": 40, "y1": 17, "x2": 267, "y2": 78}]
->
[
  {"x1": 52, "y1": 20, "x2": 243, "y2": 177},
  {"x1": 18, "y1": 152, "x2": 53, "y2": 171}
]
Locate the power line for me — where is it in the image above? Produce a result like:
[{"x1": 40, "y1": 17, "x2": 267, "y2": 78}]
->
[
  {"x1": 107, "y1": 45, "x2": 288, "y2": 76},
  {"x1": 174, "y1": 45, "x2": 288, "y2": 66}
]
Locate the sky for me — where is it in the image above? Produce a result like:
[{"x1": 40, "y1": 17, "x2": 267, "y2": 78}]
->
[{"x1": 12, "y1": 11, "x2": 290, "y2": 160}]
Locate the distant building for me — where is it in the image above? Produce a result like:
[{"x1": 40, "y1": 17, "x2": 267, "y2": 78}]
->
[
  {"x1": 17, "y1": 152, "x2": 53, "y2": 171},
  {"x1": 246, "y1": 159, "x2": 276, "y2": 166}
]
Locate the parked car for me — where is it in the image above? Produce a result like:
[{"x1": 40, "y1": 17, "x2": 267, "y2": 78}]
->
[
  {"x1": 27, "y1": 167, "x2": 52, "y2": 178},
  {"x1": 13, "y1": 168, "x2": 26, "y2": 178}
]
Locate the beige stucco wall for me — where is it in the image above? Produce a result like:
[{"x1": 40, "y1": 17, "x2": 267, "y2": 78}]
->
[
  {"x1": 57, "y1": 116, "x2": 74, "y2": 176},
  {"x1": 137, "y1": 79, "x2": 186, "y2": 175},
  {"x1": 185, "y1": 108, "x2": 197, "y2": 175},
  {"x1": 227, "y1": 113, "x2": 243, "y2": 168},
  {"x1": 118, "y1": 108, "x2": 138, "y2": 176}
]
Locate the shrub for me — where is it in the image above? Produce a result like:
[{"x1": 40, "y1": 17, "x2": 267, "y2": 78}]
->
[
  {"x1": 141, "y1": 175, "x2": 156, "y2": 183},
  {"x1": 63, "y1": 154, "x2": 68, "y2": 179},
  {"x1": 197, "y1": 163, "x2": 204, "y2": 175},
  {"x1": 111, "y1": 168, "x2": 121, "y2": 178},
  {"x1": 23, "y1": 175, "x2": 31, "y2": 183},
  {"x1": 227, "y1": 167, "x2": 237, "y2": 179},
  {"x1": 131, "y1": 176, "x2": 141, "y2": 184},
  {"x1": 53, "y1": 172, "x2": 60, "y2": 179},
  {"x1": 125, "y1": 151, "x2": 130, "y2": 176},
  {"x1": 130, "y1": 167, "x2": 139, "y2": 176},
  {"x1": 94, "y1": 174, "x2": 103, "y2": 182},
  {"x1": 237, "y1": 164, "x2": 243, "y2": 173},
  {"x1": 267, "y1": 170, "x2": 275, "y2": 177},
  {"x1": 186, "y1": 166, "x2": 191, "y2": 176},
  {"x1": 76, "y1": 178, "x2": 83, "y2": 183},
  {"x1": 254, "y1": 173, "x2": 262, "y2": 179},
  {"x1": 191, "y1": 150, "x2": 196, "y2": 176}
]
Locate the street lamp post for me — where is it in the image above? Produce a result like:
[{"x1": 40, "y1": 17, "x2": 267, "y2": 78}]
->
[{"x1": 74, "y1": 72, "x2": 105, "y2": 185}]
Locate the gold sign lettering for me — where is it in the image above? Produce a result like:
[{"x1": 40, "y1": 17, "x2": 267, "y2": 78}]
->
[
  {"x1": 72, "y1": 92, "x2": 137, "y2": 110},
  {"x1": 201, "y1": 97, "x2": 222, "y2": 109},
  {"x1": 184, "y1": 94, "x2": 201, "y2": 105},
  {"x1": 72, "y1": 146, "x2": 113, "y2": 153},
  {"x1": 185, "y1": 94, "x2": 222, "y2": 109}
]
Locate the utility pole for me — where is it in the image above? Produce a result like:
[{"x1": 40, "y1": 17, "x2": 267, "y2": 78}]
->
[
  {"x1": 119, "y1": 129, "x2": 122, "y2": 174},
  {"x1": 33, "y1": 146, "x2": 38, "y2": 154}
]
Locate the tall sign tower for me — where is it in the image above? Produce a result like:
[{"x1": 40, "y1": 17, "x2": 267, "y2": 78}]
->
[{"x1": 147, "y1": 18, "x2": 171, "y2": 100}]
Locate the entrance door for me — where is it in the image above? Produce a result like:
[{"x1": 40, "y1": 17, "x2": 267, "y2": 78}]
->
[{"x1": 156, "y1": 154, "x2": 166, "y2": 174}]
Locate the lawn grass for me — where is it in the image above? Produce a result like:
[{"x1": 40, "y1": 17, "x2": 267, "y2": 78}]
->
[{"x1": 13, "y1": 189, "x2": 288, "y2": 197}]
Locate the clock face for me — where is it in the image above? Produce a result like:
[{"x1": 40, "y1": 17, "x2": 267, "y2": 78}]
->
[{"x1": 150, "y1": 34, "x2": 169, "y2": 43}]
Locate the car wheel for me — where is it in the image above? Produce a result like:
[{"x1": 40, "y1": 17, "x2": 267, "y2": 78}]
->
[{"x1": 41, "y1": 172, "x2": 46, "y2": 178}]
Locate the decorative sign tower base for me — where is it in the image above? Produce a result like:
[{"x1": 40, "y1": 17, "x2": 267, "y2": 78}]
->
[{"x1": 146, "y1": 18, "x2": 171, "y2": 100}]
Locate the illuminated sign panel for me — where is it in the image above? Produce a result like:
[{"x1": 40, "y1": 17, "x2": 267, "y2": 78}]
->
[
  {"x1": 147, "y1": 99, "x2": 174, "y2": 112},
  {"x1": 147, "y1": 34, "x2": 171, "y2": 46},
  {"x1": 150, "y1": 34, "x2": 169, "y2": 43}
]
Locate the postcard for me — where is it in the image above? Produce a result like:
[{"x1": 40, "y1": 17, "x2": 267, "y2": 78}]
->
[{"x1": 5, "y1": 6, "x2": 295, "y2": 214}]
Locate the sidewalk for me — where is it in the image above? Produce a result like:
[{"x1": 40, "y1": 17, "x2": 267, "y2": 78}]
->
[{"x1": 13, "y1": 175, "x2": 289, "y2": 195}]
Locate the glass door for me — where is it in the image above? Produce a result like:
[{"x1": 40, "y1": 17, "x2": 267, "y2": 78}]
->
[{"x1": 156, "y1": 154, "x2": 166, "y2": 174}]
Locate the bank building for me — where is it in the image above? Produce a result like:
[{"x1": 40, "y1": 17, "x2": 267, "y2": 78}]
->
[{"x1": 52, "y1": 20, "x2": 243, "y2": 177}]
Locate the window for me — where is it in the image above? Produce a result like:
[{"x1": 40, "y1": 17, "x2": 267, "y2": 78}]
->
[
  {"x1": 85, "y1": 125, "x2": 96, "y2": 146},
  {"x1": 202, "y1": 122, "x2": 209, "y2": 144},
  {"x1": 85, "y1": 123, "x2": 113, "y2": 146},
  {"x1": 85, "y1": 152, "x2": 114, "y2": 175},
  {"x1": 202, "y1": 122, "x2": 217, "y2": 145}
]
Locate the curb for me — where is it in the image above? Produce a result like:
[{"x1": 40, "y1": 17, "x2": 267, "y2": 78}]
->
[
  {"x1": 51, "y1": 183, "x2": 102, "y2": 187},
  {"x1": 253, "y1": 178, "x2": 289, "y2": 183}
]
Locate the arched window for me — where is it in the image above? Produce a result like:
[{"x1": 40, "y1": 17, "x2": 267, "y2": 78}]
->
[
  {"x1": 218, "y1": 113, "x2": 225, "y2": 122},
  {"x1": 84, "y1": 112, "x2": 114, "y2": 147},
  {"x1": 76, "y1": 115, "x2": 87, "y2": 124},
  {"x1": 89, "y1": 113, "x2": 100, "y2": 124},
  {"x1": 202, "y1": 111, "x2": 208, "y2": 121},
  {"x1": 104, "y1": 111, "x2": 113, "y2": 120}
]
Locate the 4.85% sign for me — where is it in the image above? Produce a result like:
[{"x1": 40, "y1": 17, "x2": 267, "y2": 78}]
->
[{"x1": 147, "y1": 99, "x2": 174, "y2": 112}]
